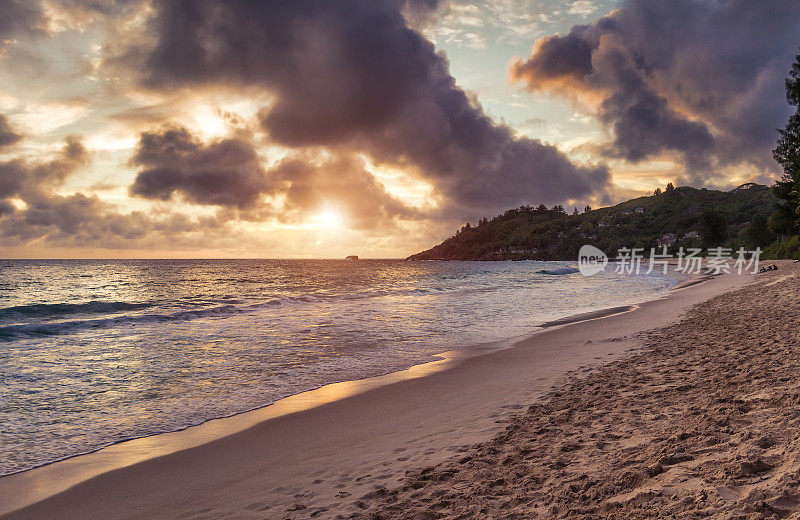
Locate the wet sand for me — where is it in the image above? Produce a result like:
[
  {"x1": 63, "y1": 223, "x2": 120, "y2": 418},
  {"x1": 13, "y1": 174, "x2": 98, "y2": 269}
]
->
[{"x1": 0, "y1": 267, "x2": 753, "y2": 519}]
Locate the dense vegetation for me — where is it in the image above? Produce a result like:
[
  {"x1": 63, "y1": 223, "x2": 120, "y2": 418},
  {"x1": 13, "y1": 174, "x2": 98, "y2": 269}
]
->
[
  {"x1": 407, "y1": 184, "x2": 776, "y2": 261},
  {"x1": 767, "y1": 50, "x2": 800, "y2": 259}
]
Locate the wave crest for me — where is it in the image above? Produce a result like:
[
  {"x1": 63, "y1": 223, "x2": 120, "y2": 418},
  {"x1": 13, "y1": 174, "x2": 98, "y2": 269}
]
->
[{"x1": 0, "y1": 301, "x2": 152, "y2": 320}]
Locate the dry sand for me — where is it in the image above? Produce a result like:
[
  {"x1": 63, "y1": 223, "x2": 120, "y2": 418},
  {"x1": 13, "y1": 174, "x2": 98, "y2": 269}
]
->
[{"x1": 0, "y1": 264, "x2": 771, "y2": 519}]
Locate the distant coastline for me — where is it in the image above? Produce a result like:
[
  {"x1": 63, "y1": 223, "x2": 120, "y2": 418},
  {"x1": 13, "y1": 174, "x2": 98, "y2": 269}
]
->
[{"x1": 407, "y1": 184, "x2": 774, "y2": 261}]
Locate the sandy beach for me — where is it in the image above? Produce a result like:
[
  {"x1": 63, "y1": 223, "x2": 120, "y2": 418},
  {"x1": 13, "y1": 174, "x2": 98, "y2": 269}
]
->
[
  {"x1": 0, "y1": 265, "x2": 776, "y2": 520},
  {"x1": 356, "y1": 263, "x2": 800, "y2": 519}
]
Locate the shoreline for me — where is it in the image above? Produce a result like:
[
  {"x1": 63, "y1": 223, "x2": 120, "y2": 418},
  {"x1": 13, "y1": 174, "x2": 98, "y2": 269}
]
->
[
  {"x1": 0, "y1": 272, "x2": 685, "y2": 493},
  {"x1": 0, "y1": 261, "x2": 681, "y2": 479},
  {"x1": 0, "y1": 277, "x2": 676, "y2": 485},
  {"x1": 0, "y1": 269, "x2": 742, "y2": 519}
]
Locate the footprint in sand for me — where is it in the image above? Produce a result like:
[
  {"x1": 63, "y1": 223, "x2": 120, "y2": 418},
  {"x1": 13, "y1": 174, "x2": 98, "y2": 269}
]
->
[{"x1": 245, "y1": 502, "x2": 268, "y2": 511}]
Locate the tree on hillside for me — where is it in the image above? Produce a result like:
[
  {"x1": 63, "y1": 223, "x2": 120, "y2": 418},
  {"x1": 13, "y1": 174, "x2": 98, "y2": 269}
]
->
[
  {"x1": 700, "y1": 209, "x2": 728, "y2": 248},
  {"x1": 666, "y1": 182, "x2": 675, "y2": 192},
  {"x1": 653, "y1": 187, "x2": 662, "y2": 196},
  {"x1": 772, "y1": 50, "x2": 800, "y2": 236},
  {"x1": 743, "y1": 214, "x2": 776, "y2": 249}
]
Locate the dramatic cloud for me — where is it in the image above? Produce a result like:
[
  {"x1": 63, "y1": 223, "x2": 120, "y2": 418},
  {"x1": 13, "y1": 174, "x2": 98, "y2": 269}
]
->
[
  {"x1": 130, "y1": 127, "x2": 268, "y2": 209},
  {"x1": 123, "y1": 0, "x2": 609, "y2": 217},
  {"x1": 8, "y1": 0, "x2": 796, "y2": 256},
  {"x1": 0, "y1": 136, "x2": 141, "y2": 245},
  {"x1": 0, "y1": 1, "x2": 42, "y2": 42},
  {"x1": 129, "y1": 126, "x2": 417, "y2": 229},
  {"x1": 512, "y1": 0, "x2": 800, "y2": 180},
  {"x1": 0, "y1": 135, "x2": 87, "y2": 201},
  {"x1": 0, "y1": 115, "x2": 22, "y2": 149},
  {"x1": 0, "y1": 120, "x2": 215, "y2": 249},
  {"x1": 0, "y1": 192, "x2": 147, "y2": 246}
]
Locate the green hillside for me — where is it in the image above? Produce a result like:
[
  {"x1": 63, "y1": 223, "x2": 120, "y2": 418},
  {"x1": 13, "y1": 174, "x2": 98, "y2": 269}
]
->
[{"x1": 408, "y1": 184, "x2": 776, "y2": 261}]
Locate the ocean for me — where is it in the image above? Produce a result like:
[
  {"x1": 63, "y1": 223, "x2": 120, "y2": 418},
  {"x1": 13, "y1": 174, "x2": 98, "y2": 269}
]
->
[{"x1": 0, "y1": 259, "x2": 681, "y2": 476}]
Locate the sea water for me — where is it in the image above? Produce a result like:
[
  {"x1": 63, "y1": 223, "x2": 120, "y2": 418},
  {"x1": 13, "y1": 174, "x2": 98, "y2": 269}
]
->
[{"x1": 0, "y1": 259, "x2": 680, "y2": 475}]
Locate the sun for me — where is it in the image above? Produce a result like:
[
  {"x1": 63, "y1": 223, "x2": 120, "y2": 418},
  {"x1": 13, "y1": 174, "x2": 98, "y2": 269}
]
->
[{"x1": 316, "y1": 210, "x2": 343, "y2": 228}]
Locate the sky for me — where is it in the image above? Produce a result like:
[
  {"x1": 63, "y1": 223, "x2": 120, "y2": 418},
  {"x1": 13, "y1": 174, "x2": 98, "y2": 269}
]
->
[{"x1": 0, "y1": 0, "x2": 798, "y2": 258}]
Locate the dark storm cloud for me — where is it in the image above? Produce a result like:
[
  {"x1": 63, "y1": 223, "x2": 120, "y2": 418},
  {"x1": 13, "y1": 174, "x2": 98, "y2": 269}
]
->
[
  {"x1": 125, "y1": 0, "x2": 609, "y2": 217},
  {"x1": 130, "y1": 127, "x2": 268, "y2": 209},
  {"x1": 589, "y1": 38, "x2": 716, "y2": 170},
  {"x1": 0, "y1": 115, "x2": 22, "y2": 149},
  {"x1": 0, "y1": 199, "x2": 14, "y2": 216},
  {"x1": 514, "y1": 32, "x2": 595, "y2": 87},
  {"x1": 0, "y1": 0, "x2": 42, "y2": 41},
  {"x1": 512, "y1": 0, "x2": 800, "y2": 180},
  {"x1": 515, "y1": 27, "x2": 719, "y2": 169},
  {"x1": 129, "y1": 127, "x2": 418, "y2": 229}
]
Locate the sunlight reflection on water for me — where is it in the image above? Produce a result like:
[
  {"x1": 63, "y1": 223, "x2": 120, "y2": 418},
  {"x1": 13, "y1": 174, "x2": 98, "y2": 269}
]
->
[{"x1": 0, "y1": 259, "x2": 679, "y2": 475}]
